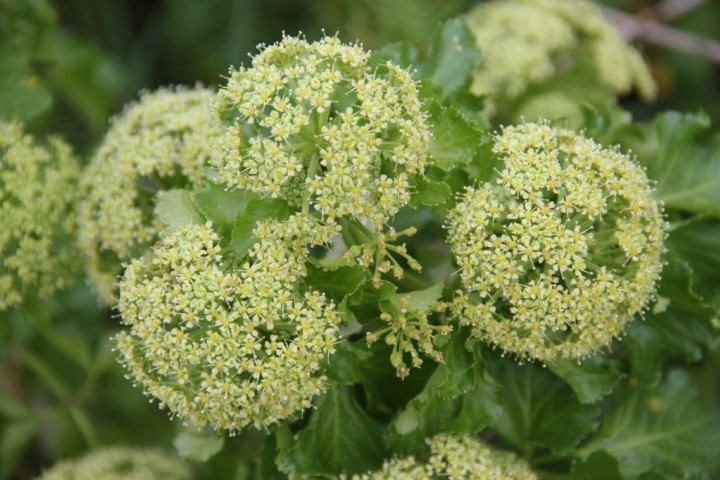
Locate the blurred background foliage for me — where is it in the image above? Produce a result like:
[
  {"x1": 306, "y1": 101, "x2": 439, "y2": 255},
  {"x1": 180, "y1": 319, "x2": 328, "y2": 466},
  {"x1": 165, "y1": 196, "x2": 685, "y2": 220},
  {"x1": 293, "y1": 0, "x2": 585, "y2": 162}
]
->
[{"x1": 1, "y1": 0, "x2": 719, "y2": 478}]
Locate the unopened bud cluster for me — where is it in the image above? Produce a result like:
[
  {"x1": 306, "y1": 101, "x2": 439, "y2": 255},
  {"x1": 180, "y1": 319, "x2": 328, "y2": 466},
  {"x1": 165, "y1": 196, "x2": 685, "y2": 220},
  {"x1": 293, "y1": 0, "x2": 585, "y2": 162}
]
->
[
  {"x1": 0, "y1": 121, "x2": 79, "y2": 311},
  {"x1": 213, "y1": 35, "x2": 430, "y2": 227},
  {"x1": 115, "y1": 216, "x2": 340, "y2": 432},
  {"x1": 352, "y1": 434, "x2": 537, "y2": 479},
  {"x1": 447, "y1": 122, "x2": 666, "y2": 361},
  {"x1": 77, "y1": 86, "x2": 220, "y2": 304}
]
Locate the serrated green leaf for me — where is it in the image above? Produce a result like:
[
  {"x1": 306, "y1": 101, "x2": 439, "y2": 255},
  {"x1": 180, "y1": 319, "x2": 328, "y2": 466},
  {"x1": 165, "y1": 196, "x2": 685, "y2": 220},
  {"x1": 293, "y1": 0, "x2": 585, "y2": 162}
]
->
[
  {"x1": 173, "y1": 429, "x2": 225, "y2": 462},
  {"x1": 630, "y1": 112, "x2": 720, "y2": 217},
  {"x1": 427, "y1": 101, "x2": 483, "y2": 171},
  {"x1": 420, "y1": 19, "x2": 480, "y2": 100},
  {"x1": 229, "y1": 197, "x2": 294, "y2": 258},
  {"x1": 194, "y1": 185, "x2": 256, "y2": 232},
  {"x1": 483, "y1": 354, "x2": 601, "y2": 456},
  {"x1": 567, "y1": 451, "x2": 625, "y2": 480},
  {"x1": 384, "y1": 282, "x2": 444, "y2": 314},
  {"x1": 368, "y1": 41, "x2": 418, "y2": 69},
  {"x1": 409, "y1": 176, "x2": 452, "y2": 207},
  {"x1": 285, "y1": 385, "x2": 386, "y2": 476},
  {"x1": 548, "y1": 355, "x2": 624, "y2": 404},
  {"x1": 324, "y1": 340, "x2": 374, "y2": 385},
  {"x1": 304, "y1": 264, "x2": 367, "y2": 305},
  {"x1": 154, "y1": 189, "x2": 203, "y2": 231},
  {"x1": 433, "y1": 328, "x2": 485, "y2": 399},
  {"x1": 582, "y1": 370, "x2": 720, "y2": 479}
]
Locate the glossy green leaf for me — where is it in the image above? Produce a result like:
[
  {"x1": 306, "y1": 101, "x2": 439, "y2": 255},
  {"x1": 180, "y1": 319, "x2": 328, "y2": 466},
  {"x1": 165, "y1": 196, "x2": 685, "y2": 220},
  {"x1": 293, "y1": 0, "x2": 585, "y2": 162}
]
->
[
  {"x1": 304, "y1": 264, "x2": 367, "y2": 304},
  {"x1": 409, "y1": 176, "x2": 452, "y2": 208},
  {"x1": 427, "y1": 101, "x2": 483, "y2": 171},
  {"x1": 173, "y1": 429, "x2": 225, "y2": 462},
  {"x1": 193, "y1": 185, "x2": 256, "y2": 232},
  {"x1": 420, "y1": 19, "x2": 480, "y2": 100},
  {"x1": 284, "y1": 385, "x2": 386, "y2": 476},
  {"x1": 229, "y1": 197, "x2": 294, "y2": 258},
  {"x1": 154, "y1": 189, "x2": 203, "y2": 231},
  {"x1": 368, "y1": 41, "x2": 418, "y2": 70},
  {"x1": 384, "y1": 282, "x2": 444, "y2": 314},
  {"x1": 582, "y1": 370, "x2": 720, "y2": 479},
  {"x1": 567, "y1": 451, "x2": 625, "y2": 480},
  {"x1": 548, "y1": 355, "x2": 624, "y2": 404},
  {"x1": 483, "y1": 355, "x2": 601, "y2": 455}
]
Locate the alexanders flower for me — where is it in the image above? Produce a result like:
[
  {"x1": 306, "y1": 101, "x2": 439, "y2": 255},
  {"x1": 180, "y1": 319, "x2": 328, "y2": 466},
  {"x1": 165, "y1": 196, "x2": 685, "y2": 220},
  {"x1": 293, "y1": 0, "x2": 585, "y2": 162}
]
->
[
  {"x1": 447, "y1": 122, "x2": 666, "y2": 362},
  {"x1": 351, "y1": 433, "x2": 538, "y2": 479},
  {"x1": 37, "y1": 446, "x2": 191, "y2": 480},
  {"x1": 0, "y1": 121, "x2": 80, "y2": 311},
  {"x1": 115, "y1": 216, "x2": 340, "y2": 433},
  {"x1": 213, "y1": 35, "x2": 430, "y2": 228},
  {"x1": 77, "y1": 86, "x2": 220, "y2": 304}
]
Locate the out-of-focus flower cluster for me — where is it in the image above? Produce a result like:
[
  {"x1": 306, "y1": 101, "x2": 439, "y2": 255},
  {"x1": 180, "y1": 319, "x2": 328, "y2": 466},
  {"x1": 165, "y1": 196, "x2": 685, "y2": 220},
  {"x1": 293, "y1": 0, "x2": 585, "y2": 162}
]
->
[
  {"x1": 213, "y1": 35, "x2": 430, "y2": 227},
  {"x1": 0, "y1": 121, "x2": 79, "y2": 311},
  {"x1": 447, "y1": 122, "x2": 666, "y2": 361},
  {"x1": 466, "y1": 0, "x2": 656, "y2": 106},
  {"x1": 77, "y1": 86, "x2": 220, "y2": 304},
  {"x1": 36, "y1": 446, "x2": 191, "y2": 480},
  {"x1": 351, "y1": 434, "x2": 537, "y2": 479},
  {"x1": 115, "y1": 216, "x2": 340, "y2": 432}
]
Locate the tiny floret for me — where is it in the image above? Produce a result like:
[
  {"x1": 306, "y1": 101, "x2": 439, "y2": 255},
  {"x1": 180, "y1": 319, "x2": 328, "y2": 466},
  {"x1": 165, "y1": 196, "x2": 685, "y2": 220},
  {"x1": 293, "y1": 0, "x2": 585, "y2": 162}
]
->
[
  {"x1": 351, "y1": 433, "x2": 538, "y2": 479},
  {"x1": 446, "y1": 122, "x2": 666, "y2": 362},
  {"x1": 115, "y1": 216, "x2": 340, "y2": 432},
  {"x1": 77, "y1": 86, "x2": 220, "y2": 304},
  {"x1": 213, "y1": 35, "x2": 430, "y2": 227},
  {"x1": 0, "y1": 121, "x2": 80, "y2": 311},
  {"x1": 466, "y1": 0, "x2": 656, "y2": 107}
]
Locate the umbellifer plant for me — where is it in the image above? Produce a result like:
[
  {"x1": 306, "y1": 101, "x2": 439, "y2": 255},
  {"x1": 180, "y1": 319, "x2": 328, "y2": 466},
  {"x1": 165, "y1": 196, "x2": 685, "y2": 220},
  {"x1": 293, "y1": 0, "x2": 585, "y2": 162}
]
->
[{"x1": 2, "y1": 1, "x2": 720, "y2": 479}]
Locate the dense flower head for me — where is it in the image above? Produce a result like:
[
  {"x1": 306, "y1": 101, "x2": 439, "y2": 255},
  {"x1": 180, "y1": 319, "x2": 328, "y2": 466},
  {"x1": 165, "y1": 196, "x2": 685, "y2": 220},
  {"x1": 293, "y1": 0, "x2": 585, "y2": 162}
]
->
[
  {"x1": 37, "y1": 446, "x2": 191, "y2": 480},
  {"x1": 352, "y1": 434, "x2": 537, "y2": 479},
  {"x1": 447, "y1": 122, "x2": 666, "y2": 361},
  {"x1": 115, "y1": 216, "x2": 340, "y2": 432},
  {"x1": 0, "y1": 121, "x2": 80, "y2": 311},
  {"x1": 77, "y1": 86, "x2": 220, "y2": 304},
  {"x1": 466, "y1": 0, "x2": 656, "y2": 105},
  {"x1": 213, "y1": 34, "x2": 430, "y2": 227}
]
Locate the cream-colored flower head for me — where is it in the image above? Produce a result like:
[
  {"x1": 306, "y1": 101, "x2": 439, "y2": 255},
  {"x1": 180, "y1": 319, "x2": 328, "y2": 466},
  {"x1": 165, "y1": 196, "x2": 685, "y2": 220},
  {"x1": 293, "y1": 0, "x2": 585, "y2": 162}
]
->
[
  {"x1": 37, "y1": 446, "x2": 191, "y2": 480},
  {"x1": 0, "y1": 121, "x2": 80, "y2": 311},
  {"x1": 77, "y1": 86, "x2": 220, "y2": 304},
  {"x1": 213, "y1": 35, "x2": 430, "y2": 228},
  {"x1": 352, "y1": 434, "x2": 537, "y2": 479},
  {"x1": 115, "y1": 216, "x2": 340, "y2": 433},
  {"x1": 466, "y1": 0, "x2": 656, "y2": 103},
  {"x1": 447, "y1": 122, "x2": 666, "y2": 362}
]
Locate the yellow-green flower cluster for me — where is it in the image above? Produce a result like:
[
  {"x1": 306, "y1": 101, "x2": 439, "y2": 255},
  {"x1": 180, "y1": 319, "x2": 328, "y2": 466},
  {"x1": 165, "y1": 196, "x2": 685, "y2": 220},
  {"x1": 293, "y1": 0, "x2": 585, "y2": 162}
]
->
[
  {"x1": 77, "y1": 86, "x2": 220, "y2": 304},
  {"x1": 447, "y1": 122, "x2": 665, "y2": 361},
  {"x1": 0, "y1": 121, "x2": 79, "y2": 311},
  {"x1": 466, "y1": 0, "x2": 656, "y2": 103},
  {"x1": 37, "y1": 446, "x2": 191, "y2": 480},
  {"x1": 352, "y1": 434, "x2": 537, "y2": 479},
  {"x1": 213, "y1": 35, "x2": 430, "y2": 227},
  {"x1": 115, "y1": 215, "x2": 340, "y2": 432}
]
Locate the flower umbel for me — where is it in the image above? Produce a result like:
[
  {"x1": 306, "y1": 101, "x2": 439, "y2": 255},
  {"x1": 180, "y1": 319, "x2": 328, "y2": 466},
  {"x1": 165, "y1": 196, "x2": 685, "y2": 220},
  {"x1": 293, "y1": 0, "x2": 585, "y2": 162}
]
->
[
  {"x1": 77, "y1": 86, "x2": 220, "y2": 304},
  {"x1": 447, "y1": 122, "x2": 666, "y2": 362},
  {"x1": 352, "y1": 433, "x2": 538, "y2": 479},
  {"x1": 0, "y1": 121, "x2": 80, "y2": 311},
  {"x1": 37, "y1": 446, "x2": 191, "y2": 480},
  {"x1": 115, "y1": 216, "x2": 340, "y2": 432},
  {"x1": 213, "y1": 35, "x2": 430, "y2": 227}
]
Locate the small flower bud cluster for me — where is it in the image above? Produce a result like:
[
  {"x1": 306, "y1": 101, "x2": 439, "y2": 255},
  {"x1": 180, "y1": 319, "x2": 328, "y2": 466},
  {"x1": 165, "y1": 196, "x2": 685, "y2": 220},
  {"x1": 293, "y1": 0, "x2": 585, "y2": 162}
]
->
[
  {"x1": 344, "y1": 226, "x2": 421, "y2": 288},
  {"x1": 0, "y1": 121, "x2": 80, "y2": 311},
  {"x1": 352, "y1": 434, "x2": 537, "y2": 479},
  {"x1": 466, "y1": 0, "x2": 656, "y2": 106},
  {"x1": 115, "y1": 215, "x2": 340, "y2": 432},
  {"x1": 213, "y1": 35, "x2": 430, "y2": 227},
  {"x1": 367, "y1": 296, "x2": 451, "y2": 378},
  {"x1": 447, "y1": 122, "x2": 666, "y2": 362},
  {"x1": 37, "y1": 446, "x2": 191, "y2": 480},
  {"x1": 77, "y1": 86, "x2": 220, "y2": 304}
]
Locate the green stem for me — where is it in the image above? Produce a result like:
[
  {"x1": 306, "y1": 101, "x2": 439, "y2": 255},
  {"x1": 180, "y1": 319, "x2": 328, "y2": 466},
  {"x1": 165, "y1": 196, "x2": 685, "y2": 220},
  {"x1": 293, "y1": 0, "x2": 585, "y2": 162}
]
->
[{"x1": 302, "y1": 154, "x2": 319, "y2": 215}]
